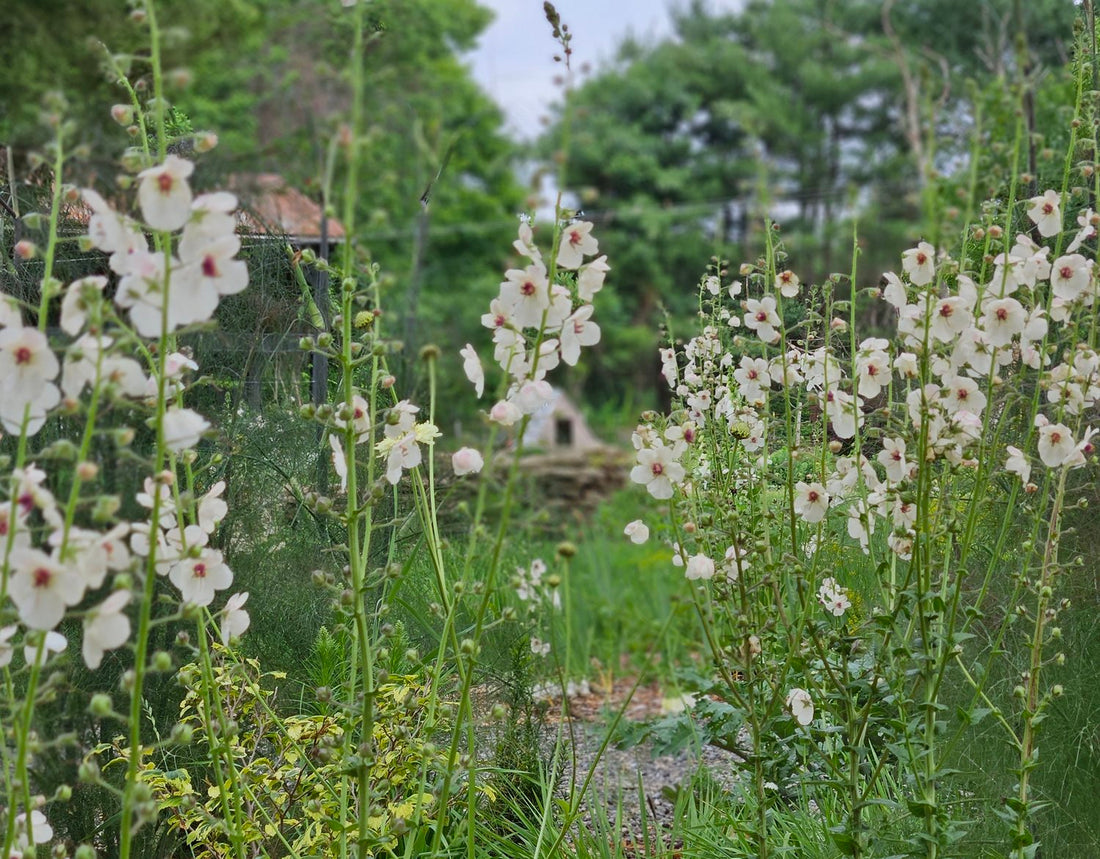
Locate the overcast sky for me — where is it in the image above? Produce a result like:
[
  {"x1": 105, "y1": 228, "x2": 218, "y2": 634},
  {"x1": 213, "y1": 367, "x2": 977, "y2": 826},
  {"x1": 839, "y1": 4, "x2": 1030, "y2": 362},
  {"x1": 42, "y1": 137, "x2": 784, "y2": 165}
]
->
[{"x1": 466, "y1": 0, "x2": 740, "y2": 141}]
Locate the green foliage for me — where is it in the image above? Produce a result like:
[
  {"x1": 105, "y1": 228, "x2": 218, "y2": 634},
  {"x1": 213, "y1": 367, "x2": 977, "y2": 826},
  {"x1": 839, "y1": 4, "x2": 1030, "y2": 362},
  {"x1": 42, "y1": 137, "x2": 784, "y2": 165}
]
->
[{"x1": 132, "y1": 650, "x2": 472, "y2": 858}]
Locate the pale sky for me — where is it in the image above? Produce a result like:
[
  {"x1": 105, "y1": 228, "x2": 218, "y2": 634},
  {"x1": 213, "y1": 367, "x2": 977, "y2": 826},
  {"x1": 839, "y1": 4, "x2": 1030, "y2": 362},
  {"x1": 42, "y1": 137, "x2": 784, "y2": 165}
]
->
[{"x1": 467, "y1": 0, "x2": 740, "y2": 141}]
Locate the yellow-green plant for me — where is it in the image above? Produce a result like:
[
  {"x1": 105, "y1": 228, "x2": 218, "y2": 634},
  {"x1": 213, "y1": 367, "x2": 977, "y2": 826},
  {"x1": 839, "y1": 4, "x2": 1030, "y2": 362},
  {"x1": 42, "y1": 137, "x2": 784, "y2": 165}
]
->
[{"x1": 93, "y1": 651, "x2": 480, "y2": 858}]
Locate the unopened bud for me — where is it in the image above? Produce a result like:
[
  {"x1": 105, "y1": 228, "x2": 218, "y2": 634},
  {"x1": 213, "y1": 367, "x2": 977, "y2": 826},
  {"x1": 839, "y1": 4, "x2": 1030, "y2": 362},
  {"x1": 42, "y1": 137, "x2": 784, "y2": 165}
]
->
[
  {"x1": 110, "y1": 104, "x2": 133, "y2": 125},
  {"x1": 14, "y1": 240, "x2": 37, "y2": 260},
  {"x1": 88, "y1": 693, "x2": 113, "y2": 717},
  {"x1": 76, "y1": 461, "x2": 99, "y2": 481}
]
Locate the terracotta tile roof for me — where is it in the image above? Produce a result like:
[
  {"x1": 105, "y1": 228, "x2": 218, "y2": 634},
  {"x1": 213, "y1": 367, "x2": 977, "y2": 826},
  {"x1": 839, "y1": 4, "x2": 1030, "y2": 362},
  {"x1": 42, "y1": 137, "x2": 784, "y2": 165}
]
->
[
  {"x1": 231, "y1": 173, "x2": 345, "y2": 242},
  {"x1": 35, "y1": 172, "x2": 345, "y2": 244}
]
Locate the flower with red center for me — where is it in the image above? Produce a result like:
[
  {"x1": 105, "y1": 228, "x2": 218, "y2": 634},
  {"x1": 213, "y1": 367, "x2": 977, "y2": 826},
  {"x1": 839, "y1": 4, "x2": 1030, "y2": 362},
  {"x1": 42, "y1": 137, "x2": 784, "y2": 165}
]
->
[
  {"x1": 8, "y1": 548, "x2": 85, "y2": 630},
  {"x1": 1026, "y1": 189, "x2": 1062, "y2": 238},
  {"x1": 556, "y1": 220, "x2": 598, "y2": 269},
  {"x1": 137, "y1": 154, "x2": 194, "y2": 231},
  {"x1": 902, "y1": 241, "x2": 936, "y2": 285},
  {"x1": 794, "y1": 481, "x2": 830, "y2": 523},
  {"x1": 169, "y1": 548, "x2": 233, "y2": 606}
]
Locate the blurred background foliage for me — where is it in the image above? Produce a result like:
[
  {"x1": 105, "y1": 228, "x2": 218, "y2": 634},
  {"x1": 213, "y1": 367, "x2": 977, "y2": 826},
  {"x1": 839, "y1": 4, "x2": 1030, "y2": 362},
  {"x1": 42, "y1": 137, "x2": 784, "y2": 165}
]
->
[{"x1": 0, "y1": 0, "x2": 1081, "y2": 419}]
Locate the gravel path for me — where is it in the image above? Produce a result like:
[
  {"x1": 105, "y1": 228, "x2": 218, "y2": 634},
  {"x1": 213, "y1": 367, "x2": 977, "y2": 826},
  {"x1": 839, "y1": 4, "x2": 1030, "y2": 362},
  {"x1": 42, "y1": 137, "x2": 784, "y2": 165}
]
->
[{"x1": 536, "y1": 680, "x2": 745, "y2": 850}]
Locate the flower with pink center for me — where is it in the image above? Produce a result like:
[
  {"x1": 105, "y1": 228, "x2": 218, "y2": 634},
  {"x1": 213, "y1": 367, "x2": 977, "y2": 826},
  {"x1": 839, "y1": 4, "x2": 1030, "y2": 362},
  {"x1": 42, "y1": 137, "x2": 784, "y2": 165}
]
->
[
  {"x1": 500, "y1": 263, "x2": 550, "y2": 329},
  {"x1": 8, "y1": 548, "x2": 85, "y2": 630},
  {"x1": 940, "y1": 374, "x2": 986, "y2": 415},
  {"x1": 630, "y1": 442, "x2": 686, "y2": 500},
  {"x1": 169, "y1": 548, "x2": 233, "y2": 606},
  {"x1": 743, "y1": 296, "x2": 781, "y2": 344},
  {"x1": 179, "y1": 233, "x2": 249, "y2": 298},
  {"x1": 979, "y1": 297, "x2": 1026, "y2": 348},
  {"x1": 901, "y1": 241, "x2": 936, "y2": 286},
  {"x1": 818, "y1": 577, "x2": 851, "y2": 617},
  {"x1": 878, "y1": 437, "x2": 909, "y2": 483},
  {"x1": 559, "y1": 305, "x2": 601, "y2": 366},
  {"x1": 1036, "y1": 419, "x2": 1077, "y2": 468},
  {"x1": 775, "y1": 269, "x2": 800, "y2": 298},
  {"x1": 1050, "y1": 253, "x2": 1092, "y2": 302},
  {"x1": 929, "y1": 296, "x2": 973, "y2": 343},
  {"x1": 557, "y1": 220, "x2": 598, "y2": 269},
  {"x1": 734, "y1": 356, "x2": 771, "y2": 403},
  {"x1": 1026, "y1": 189, "x2": 1062, "y2": 238},
  {"x1": 794, "y1": 481, "x2": 830, "y2": 523},
  {"x1": 137, "y1": 154, "x2": 194, "y2": 231}
]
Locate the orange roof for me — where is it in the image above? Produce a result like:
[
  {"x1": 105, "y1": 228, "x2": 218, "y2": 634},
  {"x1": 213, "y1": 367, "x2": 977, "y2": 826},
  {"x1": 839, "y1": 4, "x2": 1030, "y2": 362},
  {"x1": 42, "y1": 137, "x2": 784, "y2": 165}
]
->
[{"x1": 231, "y1": 174, "x2": 345, "y2": 242}]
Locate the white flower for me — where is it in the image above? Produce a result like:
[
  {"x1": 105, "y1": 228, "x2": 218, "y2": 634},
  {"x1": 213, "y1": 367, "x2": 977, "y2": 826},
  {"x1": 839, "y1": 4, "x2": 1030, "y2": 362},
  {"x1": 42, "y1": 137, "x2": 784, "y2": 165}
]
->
[
  {"x1": 786, "y1": 687, "x2": 814, "y2": 726},
  {"x1": 882, "y1": 271, "x2": 907, "y2": 308},
  {"x1": 559, "y1": 304, "x2": 601, "y2": 366},
  {"x1": 83, "y1": 590, "x2": 131, "y2": 670},
  {"x1": 530, "y1": 636, "x2": 551, "y2": 657},
  {"x1": 169, "y1": 548, "x2": 233, "y2": 606},
  {"x1": 901, "y1": 242, "x2": 936, "y2": 286},
  {"x1": 557, "y1": 220, "x2": 598, "y2": 269},
  {"x1": 624, "y1": 520, "x2": 650, "y2": 545},
  {"x1": 979, "y1": 297, "x2": 1026, "y2": 348},
  {"x1": 734, "y1": 356, "x2": 771, "y2": 403},
  {"x1": 451, "y1": 447, "x2": 484, "y2": 476},
  {"x1": 775, "y1": 269, "x2": 800, "y2": 298},
  {"x1": 24, "y1": 630, "x2": 66, "y2": 666},
  {"x1": 162, "y1": 408, "x2": 210, "y2": 451},
  {"x1": 929, "y1": 296, "x2": 973, "y2": 343},
  {"x1": 878, "y1": 437, "x2": 909, "y2": 483},
  {"x1": 1050, "y1": 254, "x2": 1091, "y2": 301},
  {"x1": 197, "y1": 481, "x2": 229, "y2": 533},
  {"x1": 630, "y1": 442, "x2": 686, "y2": 500},
  {"x1": 60, "y1": 275, "x2": 107, "y2": 336},
  {"x1": 329, "y1": 434, "x2": 348, "y2": 492},
  {"x1": 1036, "y1": 420, "x2": 1077, "y2": 468},
  {"x1": 137, "y1": 154, "x2": 194, "y2": 231},
  {"x1": 744, "y1": 296, "x2": 781, "y2": 344},
  {"x1": 793, "y1": 481, "x2": 830, "y2": 523},
  {"x1": 219, "y1": 592, "x2": 250, "y2": 644},
  {"x1": 8, "y1": 548, "x2": 85, "y2": 630},
  {"x1": 0, "y1": 625, "x2": 17, "y2": 668},
  {"x1": 1005, "y1": 445, "x2": 1031, "y2": 485},
  {"x1": 1026, "y1": 189, "x2": 1062, "y2": 238},
  {"x1": 179, "y1": 233, "x2": 248, "y2": 299},
  {"x1": 0, "y1": 325, "x2": 61, "y2": 435},
  {"x1": 460, "y1": 344, "x2": 484, "y2": 397},
  {"x1": 14, "y1": 810, "x2": 53, "y2": 847},
  {"x1": 577, "y1": 255, "x2": 609, "y2": 301},
  {"x1": 684, "y1": 553, "x2": 715, "y2": 581},
  {"x1": 489, "y1": 399, "x2": 523, "y2": 427},
  {"x1": 500, "y1": 263, "x2": 550, "y2": 329},
  {"x1": 818, "y1": 577, "x2": 851, "y2": 617}
]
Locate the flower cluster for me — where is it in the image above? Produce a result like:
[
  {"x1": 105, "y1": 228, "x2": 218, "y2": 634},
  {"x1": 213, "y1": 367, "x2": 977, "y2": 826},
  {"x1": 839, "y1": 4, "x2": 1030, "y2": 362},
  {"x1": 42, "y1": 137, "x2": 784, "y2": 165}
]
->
[
  {"x1": 462, "y1": 218, "x2": 606, "y2": 424},
  {"x1": 632, "y1": 192, "x2": 1098, "y2": 585},
  {"x1": 1, "y1": 154, "x2": 252, "y2": 689}
]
